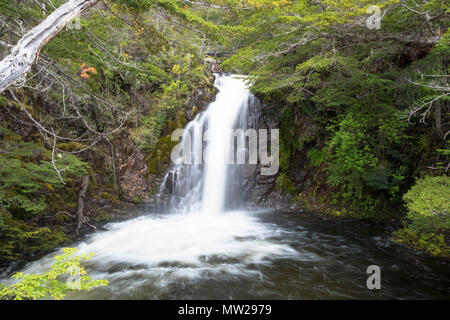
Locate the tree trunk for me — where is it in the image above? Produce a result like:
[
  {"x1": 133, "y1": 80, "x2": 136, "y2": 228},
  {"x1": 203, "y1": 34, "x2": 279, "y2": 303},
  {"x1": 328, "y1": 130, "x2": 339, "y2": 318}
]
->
[
  {"x1": 0, "y1": 0, "x2": 98, "y2": 93},
  {"x1": 434, "y1": 102, "x2": 442, "y2": 135},
  {"x1": 76, "y1": 174, "x2": 90, "y2": 234}
]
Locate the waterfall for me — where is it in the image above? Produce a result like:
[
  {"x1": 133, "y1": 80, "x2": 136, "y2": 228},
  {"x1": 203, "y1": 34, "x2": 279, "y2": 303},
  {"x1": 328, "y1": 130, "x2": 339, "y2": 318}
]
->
[
  {"x1": 159, "y1": 74, "x2": 250, "y2": 214},
  {"x1": 10, "y1": 74, "x2": 298, "y2": 298}
]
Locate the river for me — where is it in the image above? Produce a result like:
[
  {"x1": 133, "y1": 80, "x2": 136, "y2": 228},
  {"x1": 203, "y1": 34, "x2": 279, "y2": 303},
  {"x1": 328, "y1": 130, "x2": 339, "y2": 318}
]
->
[
  {"x1": 2, "y1": 74, "x2": 448, "y2": 300},
  {"x1": 13, "y1": 209, "x2": 450, "y2": 299}
]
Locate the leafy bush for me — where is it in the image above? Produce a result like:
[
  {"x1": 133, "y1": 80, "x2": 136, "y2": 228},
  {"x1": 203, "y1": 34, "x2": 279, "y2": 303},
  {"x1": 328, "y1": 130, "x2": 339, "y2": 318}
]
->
[
  {"x1": 0, "y1": 248, "x2": 107, "y2": 300},
  {"x1": 0, "y1": 127, "x2": 89, "y2": 215},
  {"x1": 403, "y1": 176, "x2": 450, "y2": 233},
  {"x1": 392, "y1": 176, "x2": 450, "y2": 257}
]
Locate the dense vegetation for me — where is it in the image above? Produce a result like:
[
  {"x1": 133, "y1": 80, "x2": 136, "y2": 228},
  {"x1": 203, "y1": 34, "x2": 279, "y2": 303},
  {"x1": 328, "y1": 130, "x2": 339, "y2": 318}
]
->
[
  {"x1": 215, "y1": 0, "x2": 449, "y2": 256},
  {"x1": 0, "y1": 0, "x2": 216, "y2": 263},
  {"x1": 0, "y1": 0, "x2": 448, "y2": 281}
]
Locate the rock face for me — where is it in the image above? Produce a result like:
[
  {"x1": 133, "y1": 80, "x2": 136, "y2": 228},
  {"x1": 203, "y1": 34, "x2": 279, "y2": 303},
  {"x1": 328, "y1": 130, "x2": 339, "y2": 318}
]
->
[
  {"x1": 241, "y1": 96, "x2": 280, "y2": 207},
  {"x1": 240, "y1": 95, "x2": 306, "y2": 212}
]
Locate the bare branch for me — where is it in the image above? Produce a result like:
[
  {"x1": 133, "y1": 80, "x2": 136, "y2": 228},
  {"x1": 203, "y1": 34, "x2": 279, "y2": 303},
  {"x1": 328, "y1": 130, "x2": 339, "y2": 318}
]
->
[
  {"x1": 51, "y1": 127, "x2": 66, "y2": 185},
  {"x1": 252, "y1": 34, "x2": 319, "y2": 61},
  {"x1": 181, "y1": 0, "x2": 251, "y2": 10},
  {"x1": 0, "y1": 0, "x2": 98, "y2": 93}
]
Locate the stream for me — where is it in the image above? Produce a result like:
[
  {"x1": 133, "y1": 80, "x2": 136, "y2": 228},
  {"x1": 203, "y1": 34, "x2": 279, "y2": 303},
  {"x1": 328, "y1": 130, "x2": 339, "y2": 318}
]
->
[
  {"x1": 2, "y1": 74, "x2": 448, "y2": 300},
  {"x1": 13, "y1": 209, "x2": 450, "y2": 299}
]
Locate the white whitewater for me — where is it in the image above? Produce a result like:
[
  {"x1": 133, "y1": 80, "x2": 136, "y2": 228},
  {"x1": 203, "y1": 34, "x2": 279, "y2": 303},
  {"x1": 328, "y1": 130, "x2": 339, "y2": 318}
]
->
[
  {"x1": 201, "y1": 76, "x2": 250, "y2": 214},
  {"x1": 158, "y1": 74, "x2": 251, "y2": 214},
  {"x1": 7, "y1": 75, "x2": 300, "y2": 299}
]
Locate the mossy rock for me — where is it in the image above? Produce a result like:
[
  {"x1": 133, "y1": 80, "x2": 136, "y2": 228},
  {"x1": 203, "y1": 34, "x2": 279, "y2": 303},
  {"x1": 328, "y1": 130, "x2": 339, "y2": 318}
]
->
[
  {"x1": 56, "y1": 141, "x2": 89, "y2": 152},
  {"x1": 0, "y1": 218, "x2": 68, "y2": 262},
  {"x1": 132, "y1": 196, "x2": 142, "y2": 204},
  {"x1": 392, "y1": 228, "x2": 450, "y2": 258},
  {"x1": 92, "y1": 208, "x2": 111, "y2": 223},
  {"x1": 146, "y1": 134, "x2": 178, "y2": 174},
  {"x1": 168, "y1": 109, "x2": 187, "y2": 131},
  {"x1": 100, "y1": 191, "x2": 121, "y2": 206}
]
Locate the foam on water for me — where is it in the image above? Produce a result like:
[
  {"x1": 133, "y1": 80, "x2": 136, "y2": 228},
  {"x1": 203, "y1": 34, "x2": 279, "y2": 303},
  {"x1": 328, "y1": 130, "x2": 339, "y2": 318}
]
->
[{"x1": 18, "y1": 210, "x2": 300, "y2": 295}]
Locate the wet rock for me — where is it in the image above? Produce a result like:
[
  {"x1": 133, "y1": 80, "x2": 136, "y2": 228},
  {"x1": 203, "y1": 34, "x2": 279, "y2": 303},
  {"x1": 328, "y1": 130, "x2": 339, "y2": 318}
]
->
[{"x1": 242, "y1": 164, "x2": 257, "y2": 178}]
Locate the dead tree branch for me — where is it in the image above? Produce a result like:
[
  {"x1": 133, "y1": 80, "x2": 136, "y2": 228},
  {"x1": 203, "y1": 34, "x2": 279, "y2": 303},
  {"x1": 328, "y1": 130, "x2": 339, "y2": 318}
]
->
[{"x1": 0, "y1": 0, "x2": 98, "y2": 93}]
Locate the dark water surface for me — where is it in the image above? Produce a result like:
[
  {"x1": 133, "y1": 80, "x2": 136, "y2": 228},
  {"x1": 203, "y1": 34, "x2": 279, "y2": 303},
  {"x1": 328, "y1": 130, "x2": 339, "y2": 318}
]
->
[{"x1": 9, "y1": 210, "x2": 450, "y2": 299}]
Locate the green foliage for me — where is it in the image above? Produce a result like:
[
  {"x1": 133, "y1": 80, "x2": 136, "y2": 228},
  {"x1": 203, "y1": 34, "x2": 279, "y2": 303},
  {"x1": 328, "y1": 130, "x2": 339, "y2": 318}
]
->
[
  {"x1": 307, "y1": 148, "x2": 325, "y2": 167},
  {"x1": 403, "y1": 176, "x2": 450, "y2": 233},
  {"x1": 0, "y1": 217, "x2": 68, "y2": 262},
  {"x1": 325, "y1": 107, "x2": 405, "y2": 199},
  {"x1": 0, "y1": 248, "x2": 108, "y2": 300},
  {"x1": 0, "y1": 127, "x2": 89, "y2": 215},
  {"x1": 392, "y1": 176, "x2": 450, "y2": 257},
  {"x1": 219, "y1": 0, "x2": 448, "y2": 216},
  {"x1": 275, "y1": 172, "x2": 296, "y2": 194},
  {"x1": 314, "y1": 73, "x2": 410, "y2": 207},
  {"x1": 131, "y1": 53, "x2": 211, "y2": 153},
  {"x1": 392, "y1": 228, "x2": 450, "y2": 258}
]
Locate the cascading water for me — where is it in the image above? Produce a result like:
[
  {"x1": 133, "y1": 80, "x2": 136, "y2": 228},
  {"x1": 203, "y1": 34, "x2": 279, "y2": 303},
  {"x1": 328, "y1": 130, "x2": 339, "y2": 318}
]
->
[
  {"x1": 5, "y1": 74, "x2": 301, "y2": 299},
  {"x1": 158, "y1": 74, "x2": 251, "y2": 214},
  {"x1": 201, "y1": 75, "x2": 250, "y2": 214}
]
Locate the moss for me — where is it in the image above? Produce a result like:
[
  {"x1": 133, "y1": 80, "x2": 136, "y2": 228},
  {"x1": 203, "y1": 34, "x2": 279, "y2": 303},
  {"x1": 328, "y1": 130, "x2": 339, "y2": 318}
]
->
[
  {"x1": 132, "y1": 196, "x2": 142, "y2": 204},
  {"x1": 148, "y1": 187, "x2": 158, "y2": 196},
  {"x1": 92, "y1": 208, "x2": 110, "y2": 223},
  {"x1": 146, "y1": 134, "x2": 178, "y2": 174},
  {"x1": 275, "y1": 172, "x2": 296, "y2": 195},
  {"x1": 100, "y1": 192, "x2": 114, "y2": 199},
  {"x1": 168, "y1": 109, "x2": 187, "y2": 131},
  {"x1": 100, "y1": 191, "x2": 121, "y2": 206},
  {"x1": 392, "y1": 229, "x2": 450, "y2": 258},
  {"x1": 56, "y1": 141, "x2": 89, "y2": 152},
  {"x1": 0, "y1": 218, "x2": 68, "y2": 263}
]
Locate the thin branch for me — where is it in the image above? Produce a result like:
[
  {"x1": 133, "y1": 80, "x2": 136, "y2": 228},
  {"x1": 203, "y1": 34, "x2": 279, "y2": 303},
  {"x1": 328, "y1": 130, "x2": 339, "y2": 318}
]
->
[
  {"x1": 181, "y1": 0, "x2": 251, "y2": 10},
  {"x1": 51, "y1": 127, "x2": 66, "y2": 185}
]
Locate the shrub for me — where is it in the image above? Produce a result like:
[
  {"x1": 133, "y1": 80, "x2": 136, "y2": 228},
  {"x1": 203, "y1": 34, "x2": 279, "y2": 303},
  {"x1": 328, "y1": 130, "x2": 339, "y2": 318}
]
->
[
  {"x1": 0, "y1": 248, "x2": 107, "y2": 300},
  {"x1": 392, "y1": 176, "x2": 450, "y2": 257},
  {"x1": 403, "y1": 176, "x2": 450, "y2": 233}
]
